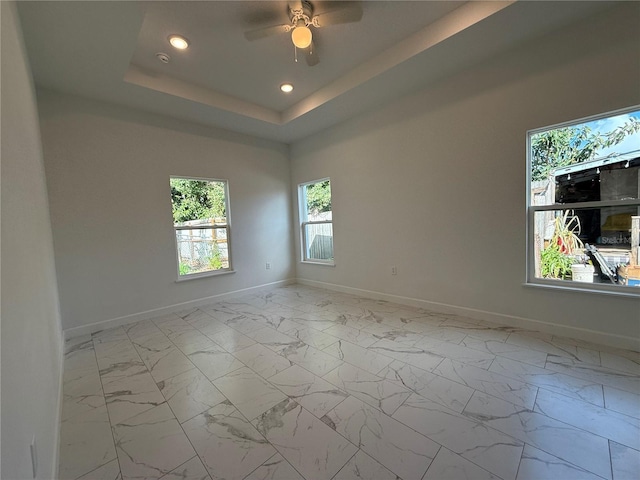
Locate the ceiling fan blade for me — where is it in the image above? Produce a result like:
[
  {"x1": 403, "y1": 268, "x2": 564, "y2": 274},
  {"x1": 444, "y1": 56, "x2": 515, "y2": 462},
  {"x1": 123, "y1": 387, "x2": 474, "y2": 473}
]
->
[
  {"x1": 244, "y1": 24, "x2": 290, "y2": 41},
  {"x1": 288, "y1": 1, "x2": 303, "y2": 12},
  {"x1": 313, "y1": 3, "x2": 363, "y2": 27},
  {"x1": 305, "y1": 41, "x2": 319, "y2": 66}
]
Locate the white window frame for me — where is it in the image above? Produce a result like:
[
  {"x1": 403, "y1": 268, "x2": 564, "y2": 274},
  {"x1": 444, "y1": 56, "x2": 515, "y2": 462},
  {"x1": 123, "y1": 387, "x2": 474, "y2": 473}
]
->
[
  {"x1": 299, "y1": 177, "x2": 335, "y2": 266},
  {"x1": 170, "y1": 176, "x2": 234, "y2": 281},
  {"x1": 525, "y1": 106, "x2": 640, "y2": 297}
]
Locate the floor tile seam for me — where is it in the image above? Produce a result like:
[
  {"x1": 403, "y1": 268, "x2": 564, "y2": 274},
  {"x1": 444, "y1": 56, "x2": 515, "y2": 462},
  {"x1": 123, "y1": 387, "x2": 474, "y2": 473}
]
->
[
  {"x1": 239, "y1": 452, "x2": 298, "y2": 480},
  {"x1": 418, "y1": 445, "x2": 443, "y2": 480},
  {"x1": 488, "y1": 358, "x2": 609, "y2": 402},
  {"x1": 546, "y1": 340, "x2": 603, "y2": 364},
  {"x1": 327, "y1": 448, "x2": 360, "y2": 480},
  {"x1": 503, "y1": 333, "x2": 569, "y2": 358},
  {"x1": 609, "y1": 439, "x2": 640, "y2": 454},
  {"x1": 172, "y1": 393, "x2": 230, "y2": 427},
  {"x1": 289, "y1": 331, "x2": 342, "y2": 352},
  {"x1": 459, "y1": 386, "x2": 479, "y2": 416},
  {"x1": 598, "y1": 360, "x2": 640, "y2": 377},
  {"x1": 458, "y1": 338, "x2": 549, "y2": 367},
  {"x1": 545, "y1": 354, "x2": 640, "y2": 384},
  {"x1": 279, "y1": 347, "x2": 346, "y2": 380},
  {"x1": 458, "y1": 399, "x2": 614, "y2": 480},
  {"x1": 335, "y1": 383, "x2": 409, "y2": 418},
  {"x1": 127, "y1": 328, "x2": 200, "y2": 383},
  {"x1": 534, "y1": 384, "x2": 639, "y2": 420},
  {"x1": 319, "y1": 395, "x2": 440, "y2": 479},
  {"x1": 371, "y1": 333, "x2": 497, "y2": 363},
  {"x1": 156, "y1": 454, "x2": 201, "y2": 480},
  {"x1": 172, "y1": 406, "x2": 215, "y2": 479},
  {"x1": 423, "y1": 445, "x2": 508, "y2": 480},
  {"x1": 390, "y1": 390, "x2": 527, "y2": 460},
  {"x1": 264, "y1": 433, "x2": 334, "y2": 480},
  {"x1": 431, "y1": 364, "x2": 537, "y2": 411},
  {"x1": 320, "y1": 336, "x2": 398, "y2": 366},
  {"x1": 485, "y1": 356, "x2": 496, "y2": 372},
  {"x1": 531, "y1": 390, "x2": 640, "y2": 449},
  {"x1": 131, "y1": 322, "x2": 242, "y2": 418},
  {"x1": 602, "y1": 391, "x2": 640, "y2": 420},
  {"x1": 607, "y1": 439, "x2": 616, "y2": 480},
  {"x1": 382, "y1": 357, "x2": 462, "y2": 399},
  {"x1": 597, "y1": 349, "x2": 640, "y2": 367},
  {"x1": 176, "y1": 312, "x2": 250, "y2": 355},
  {"x1": 91, "y1": 337, "x2": 125, "y2": 480},
  {"x1": 505, "y1": 335, "x2": 604, "y2": 366},
  {"x1": 402, "y1": 387, "x2": 530, "y2": 439},
  {"x1": 543, "y1": 360, "x2": 640, "y2": 397},
  {"x1": 176, "y1": 327, "x2": 247, "y2": 372},
  {"x1": 545, "y1": 350, "x2": 638, "y2": 375},
  {"x1": 521, "y1": 441, "x2": 611, "y2": 480},
  {"x1": 371, "y1": 359, "x2": 466, "y2": 408},
  {"x1": 272, "y1": 362, "x2": 351, "y2": 400},
  {"x1": 154, "y1": 362, "x2": 233, "y2": 425},
  {"x1": 338, "y1": 392, "x2": 445, "y2": 447},
  {"x1": 228, "y1": 347, "x2": 293, "y2": 381},
  {"x1": 71, "y1": 458, "x2": 120, "y2": 480}
]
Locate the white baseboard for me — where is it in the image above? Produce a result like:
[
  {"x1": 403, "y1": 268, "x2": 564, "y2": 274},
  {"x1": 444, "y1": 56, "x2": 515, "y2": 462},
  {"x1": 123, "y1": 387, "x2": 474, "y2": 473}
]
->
[
  {"x1": 297, "y1": 278, "x2": 640, "y2": 351},
  {"x1": 63, "y1": 279, "x2": 295, "y2": 339},
  {"x1": 63, "y1": 275, "x2": 638, "y2": 351},
  {"x1": 53, "y1": 328, "x2": 65, "y2": 480}
]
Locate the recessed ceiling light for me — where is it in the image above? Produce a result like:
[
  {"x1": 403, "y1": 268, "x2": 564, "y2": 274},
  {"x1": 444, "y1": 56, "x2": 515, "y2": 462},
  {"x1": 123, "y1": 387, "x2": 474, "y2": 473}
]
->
[
  {"x1": 168, "y1": 35, "x2": 189, "y2": 50},
  {"x1": 280, "y1": 83, "x2": 294, "y2": 93}
]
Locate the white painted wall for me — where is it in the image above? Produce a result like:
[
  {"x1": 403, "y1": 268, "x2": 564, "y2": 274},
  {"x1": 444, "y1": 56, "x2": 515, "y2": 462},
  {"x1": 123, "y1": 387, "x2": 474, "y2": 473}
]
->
[
  {"x1": 291, "y1": 4, "x2": 640, "y2": 344},
  {"x1": 1, "y1": 2, "x2": 64, "y2": 478},
  {"x1": 38, "y1": 92, "x2": 294, "y2": 331}
]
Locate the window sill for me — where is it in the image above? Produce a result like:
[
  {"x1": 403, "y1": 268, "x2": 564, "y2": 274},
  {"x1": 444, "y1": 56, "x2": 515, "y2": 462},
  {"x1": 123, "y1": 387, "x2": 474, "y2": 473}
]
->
[
  {"x1": 301, "y1": 260, "x2": 335, "y2": 267},
  {"x1": 524, "y1": 279, "x2": 640, "y2": 298},
  {"x1": 175, "y1": 269, "x2": 235, "y2": 282}
]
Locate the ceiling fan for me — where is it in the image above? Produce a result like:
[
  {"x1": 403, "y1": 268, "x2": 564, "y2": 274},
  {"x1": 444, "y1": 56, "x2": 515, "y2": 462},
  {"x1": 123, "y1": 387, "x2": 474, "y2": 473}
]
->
[{"x1": 244, "y1": 1, "x2": 363, "y2": 66}]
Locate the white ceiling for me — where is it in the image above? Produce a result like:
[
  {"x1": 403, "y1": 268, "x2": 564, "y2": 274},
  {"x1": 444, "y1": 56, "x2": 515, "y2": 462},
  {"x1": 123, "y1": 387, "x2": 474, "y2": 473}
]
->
[{"x1": 17, "y1": 1, "x2": 618, "y2": 143}]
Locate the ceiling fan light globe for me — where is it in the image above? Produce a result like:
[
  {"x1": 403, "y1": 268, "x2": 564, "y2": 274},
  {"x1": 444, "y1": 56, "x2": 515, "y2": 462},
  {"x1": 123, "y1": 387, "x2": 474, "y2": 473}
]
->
[{"x1": 291, "y1": 26, "x2": 312, "y2": 49}]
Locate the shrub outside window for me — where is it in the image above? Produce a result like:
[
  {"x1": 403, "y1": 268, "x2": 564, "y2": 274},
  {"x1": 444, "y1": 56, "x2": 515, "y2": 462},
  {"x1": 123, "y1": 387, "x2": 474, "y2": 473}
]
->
[
  {"x1": 527, "y1": 107, "x2": 640, "y2": 293},
  {"x1": 299, "y1": 178, "x2": 334, "y2": 264},
  {"x1": 170, "y1": 177, "x2": 232, "y2": 277}
]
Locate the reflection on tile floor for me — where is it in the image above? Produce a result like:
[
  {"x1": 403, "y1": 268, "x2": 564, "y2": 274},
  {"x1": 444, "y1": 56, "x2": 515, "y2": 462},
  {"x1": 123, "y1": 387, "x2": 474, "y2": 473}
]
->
[{"x1": 59, "y1": 285, "x2": 640, "y2": 480}]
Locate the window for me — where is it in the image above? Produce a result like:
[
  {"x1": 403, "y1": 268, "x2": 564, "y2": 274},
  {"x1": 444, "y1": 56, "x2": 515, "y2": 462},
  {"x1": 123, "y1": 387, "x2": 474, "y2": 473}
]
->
[
  {"x1": 170, "y1": 177, "x2": 232, "y2": 278},
  {"x1": 527, "y1": 107, "x2": 640, "y2": 293},
  {"x1": 299, "y1": 178, "x2": 334, "y2": 264}
]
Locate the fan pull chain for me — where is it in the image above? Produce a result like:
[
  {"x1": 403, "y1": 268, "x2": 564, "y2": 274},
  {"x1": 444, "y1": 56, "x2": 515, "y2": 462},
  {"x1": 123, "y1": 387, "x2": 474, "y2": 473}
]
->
[{"x1": 294, "y1": 45, "x2": 298, "y2": 63}]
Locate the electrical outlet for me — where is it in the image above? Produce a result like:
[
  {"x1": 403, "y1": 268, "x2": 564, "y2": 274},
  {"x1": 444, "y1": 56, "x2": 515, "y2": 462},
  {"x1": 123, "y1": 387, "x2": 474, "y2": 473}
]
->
[
  {"x1": 30, "y1": 436, "x2": 37, "y2": 479},
  {"x1": 391, "y1": 266, "x2": 397, "y2": 275},
  {"x1": 266, "y1": 262, "x2": 271, "y2": 270}
]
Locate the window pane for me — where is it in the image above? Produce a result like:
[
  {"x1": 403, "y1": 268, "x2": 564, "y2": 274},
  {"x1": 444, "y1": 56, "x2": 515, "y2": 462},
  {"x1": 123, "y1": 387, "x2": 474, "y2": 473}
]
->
[
  {"x1": 532, "y1": 206, "x2": 640, "y2": 285},
  {"x1": 170, "y1": 177, "x2": 231, "y2": 276},
  {"x1": 176, "y1": 227, "x2": 229, "y2": 275},
  {"x1": 170, "y1": 178, "x2": 227, "y2": 225},
  {"x1": 530, "y1": 111, "x2": 640, "y2": 206},
  {"x1": 304, "y1": 223, "x2": 334, "y2": 261},
  {"x1": 303, "y1": 180, "x2": 332, "y2": 219}
]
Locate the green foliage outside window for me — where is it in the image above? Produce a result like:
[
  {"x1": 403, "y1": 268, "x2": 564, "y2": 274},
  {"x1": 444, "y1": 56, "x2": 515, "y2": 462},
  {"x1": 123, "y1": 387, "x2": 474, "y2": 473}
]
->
[
  {"x1": 170, "y1": 178, "x2": 226, "y2": 223},
  {"x1": 305, "y1": 180, "x2": 332, "y2": 215},
  {"x1": 530, "y1": 117, "x2": 639, "y2": 182},
  {"x1": 540, "y1": 245, "x2": 574, "y2": 279}
]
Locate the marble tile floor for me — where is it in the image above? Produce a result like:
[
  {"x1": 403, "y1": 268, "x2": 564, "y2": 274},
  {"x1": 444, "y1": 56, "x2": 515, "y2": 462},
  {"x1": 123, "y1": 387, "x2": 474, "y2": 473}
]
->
[{"x1": 59, "y1": 285, "x2": 640, "y2": 480}]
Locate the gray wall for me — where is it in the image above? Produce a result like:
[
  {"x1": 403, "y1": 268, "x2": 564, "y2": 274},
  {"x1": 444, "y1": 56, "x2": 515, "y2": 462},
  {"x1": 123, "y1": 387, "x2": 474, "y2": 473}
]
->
[
  {"x1": 38, "y1": 92, "x2": 294, "y2": 331},
  {"x1": 1, "y1": 2, "x2": 64, "y2": 478},
  {"x1": 290, "y1": 4, "x2": 640, "y2": 344}
]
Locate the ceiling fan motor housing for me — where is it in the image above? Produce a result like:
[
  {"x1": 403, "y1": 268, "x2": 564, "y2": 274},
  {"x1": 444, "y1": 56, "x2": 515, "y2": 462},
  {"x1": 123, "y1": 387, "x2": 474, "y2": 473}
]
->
[{"x1": 289, "y1": 1, "x2": 315, "y2": 27}]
